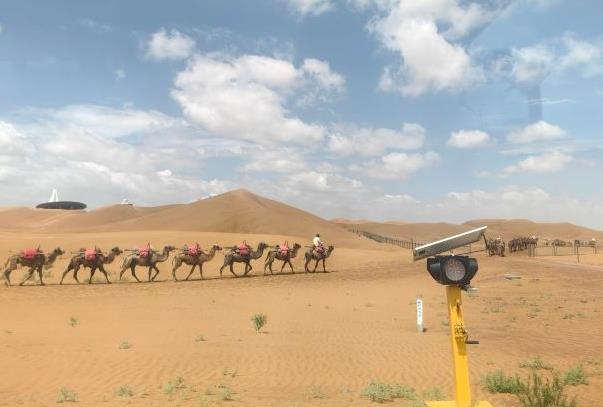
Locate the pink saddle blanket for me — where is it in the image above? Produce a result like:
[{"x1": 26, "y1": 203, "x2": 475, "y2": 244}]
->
[
  {"x1": 278, "y1": 245, "x2": 289, "y2": 256},
  {"x1": 139, "y1": 246, "x2": 151, "y2": 258},
  {"x1": 187, "y1": 244, "x2": 200, "y2": 256},
  {"x1": 238, "y1": 245, "x2": 250, "y2": 256},
  {"x1": 84, "y1": 249, "x2": 97, "y2": 261},
  {"x1": 20, "y1": 248, "x2": 39, "y2": 260}
]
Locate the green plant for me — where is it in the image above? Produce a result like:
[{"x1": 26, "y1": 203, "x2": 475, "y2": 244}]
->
[
  {"x1": 164, "y1": 376, "x2": 186, "y2": 397},
  {"x1": 361, "y1": 381, "x2": 416, "y2": 403},
  {"x1": 195, "y1": 335, "x2": 206, "y2": 342},
  {"x1": 308, "y1": 385, "x2": 328, "y2": 399},
  {"x1": 218, "y1": 384, "x2": 234, "y2": 401},
  {"x1": 114, "y1": 385, "x2": 133, "y2": 398},
  {"x1": 57, "y1": 387, "x2": 78, "y2": 403},
  {"x1": 483, "y1": 370, "x2": 522, "y2": 394},
  {"x1": 422, "y1": 387, "x2": 445, "y2": 401},
  {"x1": 118, "y1": 341, "x2": 132, "y2": 350},
  {"x1": 563, "y1": 365, "x2": 588, "y2": 386},
  {"x1": 519, "y1": 356, "x2": 554, "y2": 371},
  {"x1": 517, "y1": 372, "x2": 577, "y2": 407},
  {"x1": 252, "y1": 313, "x2": 267, "y2": 332},
  {"x1": 69, "y1": 316, "x2": 79, "y2": 327}
]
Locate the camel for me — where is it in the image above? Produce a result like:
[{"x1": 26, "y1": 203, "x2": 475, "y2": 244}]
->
[
  {"x1": 4, "y1": 247, "x2": 65, "y2": 286},
  {"x1": 219, "y1": 242, "x2": 269, "y2": 278},
  {"x1": 119, "y1": 245, "x2": 175, "y2": 282},
  {"x1": 172, "y1": 244, "x2": 222, "y2": 281},
  {"x1": 60, "y1": 247, "x2": 123, "y2": 285},
  {"x1": 304, "y1": 245, "x2": 335, "y2": 273},
  {"x1": 264, "y1": 243, "x2": 301, "y2": 274}
]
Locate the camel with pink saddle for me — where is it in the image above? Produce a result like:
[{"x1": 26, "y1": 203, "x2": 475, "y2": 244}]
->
[
  {"x1": 3, "y1": 247, "x2": 65, "y2": 286},
  {"x1": 172, "y1": 243, "x2": 222, "y2": 281},
  {"x1": 60, "y1": 246, "x2": 123, "y2": 285},
  {"x1": 264, "y1": 242, "x2": 301, "y2": 274}
]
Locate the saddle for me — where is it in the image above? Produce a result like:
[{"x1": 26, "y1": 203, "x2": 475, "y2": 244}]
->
[
  {"x1": 84, "y1": 248, "x2": 98, "y2": 261},
  {"x1": 20, "y1": 247, "x2": 39, "y2": 260},
  {"x1": 314, "y1": 245, "x2": 325, "y2": 255},
  {"x1": 278, "y1": 244, "x2": 289, "y2": 256},
  {"x1": 138, "y1": 246, "x2": 151, "y2": 258},
  {"x1": 186, "y1": 243, "x2": 200, "y2": 256},
  {"x1": 237, "y1": 244, "x2": 250, "y2": 256}
]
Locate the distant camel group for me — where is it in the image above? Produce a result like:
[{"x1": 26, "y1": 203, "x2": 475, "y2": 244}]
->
[{"x1": 3, "y1": 242, "x2": 335, "y2": 286}]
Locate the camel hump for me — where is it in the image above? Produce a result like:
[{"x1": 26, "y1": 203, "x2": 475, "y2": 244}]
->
[
  {"x1": 138, "y1": 246, "x2": 151, "y2": 258},
  {"x1": 278, "y1": 244, "x2": 289, "y2": 255},
  {"x1": 186, "y1": 243, "x2": 200, "y2": 256},
  {"x1": 238, "y1": 244, "x2": 250, "y2": 255},
  {"x1": 20, "y1": 248, "x2": 39, "y2": 259}
]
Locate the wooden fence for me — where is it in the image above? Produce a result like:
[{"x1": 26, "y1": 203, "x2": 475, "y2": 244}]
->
[
  {"x1": 348, "y1": 228, "x2": 424, "y2": 249},
  {"x1": 528, "y1": 244, "x2": 600, "y2": 257}
]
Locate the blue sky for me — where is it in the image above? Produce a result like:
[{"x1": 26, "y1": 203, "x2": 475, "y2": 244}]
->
[{"x1": 1, "y1": 0, "x2": 602, "y2": 227}]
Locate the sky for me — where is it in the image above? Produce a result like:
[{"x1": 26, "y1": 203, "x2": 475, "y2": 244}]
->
[{"x1": 1, "y1": 0, "x2": 602, "y2": 227}]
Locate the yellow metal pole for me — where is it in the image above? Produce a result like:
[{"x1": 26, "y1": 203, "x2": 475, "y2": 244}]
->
[
  {"x1": 425, "y1": 286, "x2": 493, "y2": 407},
  {"x1": 447, "y1": 285, "x2": 472, "y2": 407}
]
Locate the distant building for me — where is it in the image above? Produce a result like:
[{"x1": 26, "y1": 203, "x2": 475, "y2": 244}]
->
[
  {"x1": 120, "y1": 198, "x2": 133, "y2": 206},
  {"x1": 35, "y1": 189, "x2": 86, "y2": 210}
]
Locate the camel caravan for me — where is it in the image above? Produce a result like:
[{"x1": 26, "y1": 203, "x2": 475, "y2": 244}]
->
[{"x1": 2, "y1": 236, "x2": 336, "y2": 287}]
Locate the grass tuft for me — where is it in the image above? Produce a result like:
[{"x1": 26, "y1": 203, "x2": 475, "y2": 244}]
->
[
  {"x1": 483, "y1": 370, "x2": 522, "y2": 394},
  {"x1": 563, "y1": 365, "x2": 588, "y2": 386},
  {"x1": 69, "y1": 316, "x2": 79, "y2": 327},
  {"x1": 422, "y1": 387, "x2": 445, "y2": 401},
  {"x1": 164, "y1": 376, "x2": 186, "y2": 397},
  {"x1": 57, "y1": 387, "x2": 78, "y2": 403},
  {"x1": 361, "y1": 381, "x2": 416, "y2": 403},
  {"x1": 518, "y1": 372, "x2": 577, "y2": 407},
  {"x1": 519, "y1": 356, "x2": 554, "y2": 371},
  {"x1": 195, "y1": 334, "x2": 206, "y2": 342},
  {"x1": 114, "y1": 385, "x2": 133, "y2": 398},
  {"x1": 218, "y1": 384, "x2": 234, "y2": 401},
  {"x1": 118, "y1": 341, "x2": 132, "y2": 350},
  {"x1": 252, "y1": 313, "x2": 267, "y2": 333}
]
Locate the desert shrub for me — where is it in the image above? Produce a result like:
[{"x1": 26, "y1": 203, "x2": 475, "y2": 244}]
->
[
  {"x1": 422, "y1": 387, "x2": 445, "y2": 401},
  {"x1": 218, "y1": 384, "x2": 234, "y2": 401},
  {"x1": 252, "y1": 313, "x2": 267, "y2": 332},
  {"x1": 483, "y1": 370, "x2": 522, "y2": 394},
  {"x1": 195, "y1": 334, "x2": 206, "y2": 342},
  {"x1": 520, "y1": 356, "x2": 554, "y2": 371},
  {"x1": 361, "y1": 381, "x2": 416, "y2": 403},
  {"x1": 563, "y1": 365, "x2": 588, "y2": 386},
  {"x1": 164, "y1": 376, "x2": 186, "y2": 396},
  {"x1": 69, "y1": 316, "x2": 79, "y2": 327},
  {"x1": 57, "y1": 387, "x2": 78, "y2": 403},
  {"x1": 114, "y1": 385, "x2": 133, "y2": 398},
  {"x1": 517, "y1": 372, "x2": 577, "y2": 407},
  {"x1": 118, "y1": 341, "x2": 132, "y2": 350},
  {"x1": 308, "y1": 385, "x2": 328, "y2": 399}
]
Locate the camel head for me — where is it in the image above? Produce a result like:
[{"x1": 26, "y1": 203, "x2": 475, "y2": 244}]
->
[
  {"x1": 212, "y1": 244, "x2": 223, "y2": 251},
  {"x1": 327, "y1": 245, "x2": 335, "y2": 253},
  {"x1": 164, "y1": 245, "x2": 176, "y2": 252},
  {"x1": 110, "y1": 246, "x2": 123, "y2": 255},
  {"x1": 257, "y1": 242, "x2": 269, "y2": 251},
  {"x1": 53, "y1": 247, "x2": 66, "y2": 256},
  {"x1": 293, "y1": 243, "x2": 301, "y2": 250}
]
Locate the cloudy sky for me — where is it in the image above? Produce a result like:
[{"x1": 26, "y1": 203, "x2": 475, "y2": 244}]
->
[{"x1": 1, "y1": 0, "x2": 602, "y2": 227}]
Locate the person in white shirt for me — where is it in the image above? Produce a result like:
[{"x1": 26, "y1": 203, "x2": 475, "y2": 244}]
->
[{"x1": 312, "y1": 234, "x2": 323, "y2": 251}]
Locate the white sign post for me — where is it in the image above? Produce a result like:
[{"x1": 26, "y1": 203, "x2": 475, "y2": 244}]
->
[{"x1": 416, "y1": 295, "x2": 424, "y2": 333}]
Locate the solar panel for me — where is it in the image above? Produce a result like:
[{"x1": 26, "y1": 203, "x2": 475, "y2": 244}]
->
[{"x1": 412, "y1": 226, "x2": 487, "y2": 261}]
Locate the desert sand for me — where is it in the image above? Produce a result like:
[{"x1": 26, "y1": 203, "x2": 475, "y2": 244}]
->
[{"x1": 1, "y1": 190, "x2": 602, "y2": 406}]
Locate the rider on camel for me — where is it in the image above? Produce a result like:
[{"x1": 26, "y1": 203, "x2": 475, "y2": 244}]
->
[{"x1": 312, "y1": 233, "x2": 324, "y2": 254}]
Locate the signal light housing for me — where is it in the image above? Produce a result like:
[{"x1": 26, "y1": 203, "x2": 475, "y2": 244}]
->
[{"x1": 426, "y1": 255, "x2": 478, "y2": 287}]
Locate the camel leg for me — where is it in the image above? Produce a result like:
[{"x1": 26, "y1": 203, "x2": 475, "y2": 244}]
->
[
  {"x1": 199, "y1": 263, "x2": 204, "y2": 280},
  {"x1": 99, "y1": 264, "x2": 111, "y2": 284},
  {"x1": 131, "y1": 266, "x2": 141, "y2": 283},
  {"x1": 287, "y1": 259, "x2": 294, "y2": 273},
  {"x1": 4, "y1": 268, "x2": 12, "y2": 286},
  {"x1": 73, "y1": 266, "x2": 81, "y2": 284},
  {"x1": 172, "y1": 260, "x2": 181, "y2": 281},
  {"x1": 280, "y1": 260, "x2": 286, "y2": 273},
  {"x1": 184, "y1": 264, "x2": 195, "y2": 281},
  {"x1": 312, "y1": 259, "x2": 319, "y2": 273},
  {"x1": 151, "y1": 265, "x2": 160, "y2": 281},
  {"x1": 60, "y1": 264, "x2": 73, "y2": 285},
  {"x1": 229, "y1": 262, "x2": 238, "y2": 278},
  {"x1": 322, "y1": 258, "x2": 326, "y2": 273},
  {"x1": 148, "y1": 266, "x2": 153, "y2": 282},
  {"x1": 20, "y1": 268, "x2": 36, "y2": 286},
  {"x1": 37, "y1": 266, "x2": 45, "y2": 285},
  {"x1": 263, "y1": 258, "x2": 270, "y2": 275},
  {"x1": 243, "y1": 261, "x2": 252, "y2": 276},
  {"x1": 304, "y1": 257, "x2": 310, "y2": 272},
  {"x1": 89, "y1": 267, "x2": 96, "y2": 284}
]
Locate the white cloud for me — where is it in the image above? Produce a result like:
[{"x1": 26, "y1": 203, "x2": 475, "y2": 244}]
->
[
  {"x1": 355, "y1": 151, "x2": 440, "y2": 180},
  {"x1": 447, "y1": 129, "x2": 491, "y2": 149},
  {"x1": 286, "y1": 0, "x2": 335, "y2": 17},
  {"x1": 559, "y1": 32, "x2": 603, "y2": 77},
  {"x1": 171, "y1": 53, "x2": 343, "y2": 144},
  {"x1": 79, "y1": 18, "x2": 113, "y2": 32},
  {"x1": 115, "y1": 67, "x2": 126, "y2": 80},
  {"x1": 504, "y1": 151, "x2": 573, "y2": 174},
  {"x1": 510, "y1": 44, "x2": 555, "y2": 85},
  {"x1": 146, "y1": 28, "x2": 196, "y2": 61},
  {"x1": 241, "y1": 148, "x2": 308, "y2": 173},
  {"x1": 381, "y1": 193, "x2": 420, "y2": 204},
  {"x1": 507, "y1": 120, "x2": 566, "y2": 144},
  {"x1": 285, "y1": 171, "x2": 363, "y2": 192},
  {"x1": 27, "y1": 104, "x2": 185, "y2": 139},
  {"x1": 328, "y1": 122, "x2": 425, "y2": 156},
  {"x1": 369, "y1": 1, "x2": 494, "y2": 96}
]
